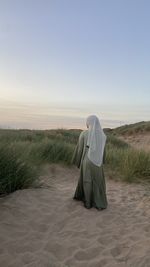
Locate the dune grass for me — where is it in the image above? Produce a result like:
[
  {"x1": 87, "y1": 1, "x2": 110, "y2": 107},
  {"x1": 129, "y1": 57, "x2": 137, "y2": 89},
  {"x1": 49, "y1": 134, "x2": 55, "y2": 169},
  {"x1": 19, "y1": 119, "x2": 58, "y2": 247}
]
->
[
  {"x1": 106, "y1": 134, "x2": 130, "y2": 149},
  {"x1": 0, "y1": 143, "x2": 37, "y2": 195},
  {"x1": 0, "y1": 128, "x2": 150, "y2": 195},
  {"x1": 30, "y1": 139, "x2": 75, "y2": 165},
  {"x1": 106, "y1": 142, "x2": 150, "y2": 182},
  {"x1": 0, "y1": 129, "x2": 77, "y2": 195},
  {"x1": 0, "y1": 128, "x2": 81, "y2": 144}
]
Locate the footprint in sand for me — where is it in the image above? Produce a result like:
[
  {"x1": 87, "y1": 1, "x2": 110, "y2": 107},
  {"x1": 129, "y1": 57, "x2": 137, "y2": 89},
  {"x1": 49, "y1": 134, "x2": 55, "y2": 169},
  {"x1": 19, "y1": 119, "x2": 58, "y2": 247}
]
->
[
  {"x1": 97, "y1": 235, "x2": 114, "y2": 246},
  {"x1": 87, "y1": 257, "x2": 112, "y2": 267},
  {"x1": 74, "y1": 246, "x2": 102, "y2": 261}
]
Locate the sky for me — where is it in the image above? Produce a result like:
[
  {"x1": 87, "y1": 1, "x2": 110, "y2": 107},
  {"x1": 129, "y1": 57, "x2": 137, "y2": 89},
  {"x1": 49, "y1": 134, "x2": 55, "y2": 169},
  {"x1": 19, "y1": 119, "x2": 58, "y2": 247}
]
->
[{"x1": 0, "y1": 0, "x2": 150, "y2": 129}]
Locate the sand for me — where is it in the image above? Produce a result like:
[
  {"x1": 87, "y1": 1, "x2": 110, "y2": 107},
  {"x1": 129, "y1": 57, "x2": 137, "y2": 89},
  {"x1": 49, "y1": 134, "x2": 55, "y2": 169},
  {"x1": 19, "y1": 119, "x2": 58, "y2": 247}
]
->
[
  {"x1": 0, "y1": 165, "x2": 150, "y2": 267},
  {"x1": 119, "y1": 133, "x2": 150, "y2": 151}
]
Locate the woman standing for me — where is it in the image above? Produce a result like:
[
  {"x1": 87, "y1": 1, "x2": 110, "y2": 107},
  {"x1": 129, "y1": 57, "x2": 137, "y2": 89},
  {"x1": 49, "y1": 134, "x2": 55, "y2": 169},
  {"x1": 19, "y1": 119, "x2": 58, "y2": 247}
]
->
[{"x1": 72, "y1": 115, "x2": 107, "y2": 210}]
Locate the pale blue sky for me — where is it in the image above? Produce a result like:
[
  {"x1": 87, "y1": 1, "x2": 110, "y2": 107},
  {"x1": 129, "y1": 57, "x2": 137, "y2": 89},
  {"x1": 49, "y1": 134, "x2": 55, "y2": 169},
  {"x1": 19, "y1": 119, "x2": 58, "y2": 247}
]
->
[{"x1": 0, "y1": 0, "x2": 150, "y2": 129}]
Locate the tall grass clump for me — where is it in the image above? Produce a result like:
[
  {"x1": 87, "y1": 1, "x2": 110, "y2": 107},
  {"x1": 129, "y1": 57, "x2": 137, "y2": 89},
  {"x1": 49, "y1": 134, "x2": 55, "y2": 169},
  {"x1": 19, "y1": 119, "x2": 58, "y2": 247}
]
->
[
  {"x1": 121, "y1": 149, "x2": 150, "y2": 182},
  {"x1": 106, "y1": 137, "x2": 150, "y2": 183},
  {"x1": 30, "y1": 139, "x2": 75, "y2": 165},
  {"x1": 107, "y1": 135, "x2": 130, "y2": 149},
  {"x1": 0, "y1": 144, "x2": 37, "y2": 195},
  {"x1": 0, "y1": 129, "x2": 77, "y2": 195}
]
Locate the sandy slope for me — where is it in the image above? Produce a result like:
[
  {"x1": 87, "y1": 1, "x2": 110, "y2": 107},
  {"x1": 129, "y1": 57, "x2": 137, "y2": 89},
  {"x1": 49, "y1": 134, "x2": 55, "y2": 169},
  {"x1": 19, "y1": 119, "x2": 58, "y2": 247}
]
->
[
  {"x1": 119, "y1": 133, "x2": 150, "y2": 151},
  {"x1": 0, "y1": 165, "x2": 150, "y2": 267}
]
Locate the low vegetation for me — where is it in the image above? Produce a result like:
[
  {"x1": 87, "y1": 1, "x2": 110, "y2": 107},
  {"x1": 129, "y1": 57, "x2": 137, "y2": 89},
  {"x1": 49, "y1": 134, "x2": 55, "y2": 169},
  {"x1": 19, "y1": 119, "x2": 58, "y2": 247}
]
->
[
  {"x1": 0, "y1": 143, "x2": 37, "y2": 195},
  {"x1": 105, "y1": 136, "x2": 150, "y2": 183},
  {"x1": 0, "y1": 121, "x2": 150, "y2": 195}
]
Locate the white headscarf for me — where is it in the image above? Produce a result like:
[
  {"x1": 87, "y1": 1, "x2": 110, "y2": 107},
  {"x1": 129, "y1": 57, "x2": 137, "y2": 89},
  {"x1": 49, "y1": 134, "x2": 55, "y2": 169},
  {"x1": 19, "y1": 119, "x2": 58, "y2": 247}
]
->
[{"x1": 86, "y1": 115, "x2": 106, "y2": 167}]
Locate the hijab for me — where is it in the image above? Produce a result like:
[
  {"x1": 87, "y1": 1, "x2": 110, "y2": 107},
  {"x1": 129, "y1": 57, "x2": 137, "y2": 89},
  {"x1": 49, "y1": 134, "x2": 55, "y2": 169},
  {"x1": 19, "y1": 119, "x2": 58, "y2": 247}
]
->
[{"x1": 86, "y1": 115, "x2": 106, "y2": 167}]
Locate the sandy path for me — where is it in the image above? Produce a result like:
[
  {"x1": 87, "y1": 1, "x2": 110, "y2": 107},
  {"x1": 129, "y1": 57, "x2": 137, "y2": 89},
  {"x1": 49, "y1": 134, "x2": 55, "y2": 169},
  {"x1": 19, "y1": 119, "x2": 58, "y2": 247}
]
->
[{"x1": 0, "y1": 165, "x2": 150, "y2": 267}]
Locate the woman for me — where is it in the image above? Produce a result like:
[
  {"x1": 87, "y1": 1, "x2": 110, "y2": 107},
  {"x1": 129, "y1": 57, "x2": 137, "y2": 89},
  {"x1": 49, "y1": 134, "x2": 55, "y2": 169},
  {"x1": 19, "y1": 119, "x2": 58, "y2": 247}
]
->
[{"x1": 72, "y1": 115, "x2": 107, "y2": 210}]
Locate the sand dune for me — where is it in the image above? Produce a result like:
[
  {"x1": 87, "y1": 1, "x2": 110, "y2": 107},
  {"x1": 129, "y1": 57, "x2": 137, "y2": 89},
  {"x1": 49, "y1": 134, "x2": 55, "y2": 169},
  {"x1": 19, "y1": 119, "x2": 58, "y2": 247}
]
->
[
  {"x1": 0, "y1": 165, "x2": 150, "y2": 267},
  {"x1": 119, "y1": 133, "x2": 150, "y2": 151}
]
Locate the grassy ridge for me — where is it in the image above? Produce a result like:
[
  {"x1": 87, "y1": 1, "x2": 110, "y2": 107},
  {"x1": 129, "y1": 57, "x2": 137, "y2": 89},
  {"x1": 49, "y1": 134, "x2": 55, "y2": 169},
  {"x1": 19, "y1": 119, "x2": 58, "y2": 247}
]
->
[
  {"x1": 0, "y1": 127, "x2": 150, "y2": 195},
  {"x1": 113, "y1": 121, "x2": 150, "y2": 135}
]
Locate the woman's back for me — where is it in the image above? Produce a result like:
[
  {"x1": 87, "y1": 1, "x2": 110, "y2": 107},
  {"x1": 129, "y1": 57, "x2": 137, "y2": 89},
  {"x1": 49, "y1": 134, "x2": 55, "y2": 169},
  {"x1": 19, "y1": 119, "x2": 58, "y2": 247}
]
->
[{"x1": 73, "y1": 116, "x2": 107, "y2": 210}]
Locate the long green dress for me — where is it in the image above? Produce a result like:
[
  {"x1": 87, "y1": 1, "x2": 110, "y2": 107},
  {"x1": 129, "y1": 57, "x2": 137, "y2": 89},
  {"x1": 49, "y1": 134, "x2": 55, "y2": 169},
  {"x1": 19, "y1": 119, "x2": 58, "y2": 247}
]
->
[{"x1": 72, "y1": 130, "x2": 107, "y2": 209}]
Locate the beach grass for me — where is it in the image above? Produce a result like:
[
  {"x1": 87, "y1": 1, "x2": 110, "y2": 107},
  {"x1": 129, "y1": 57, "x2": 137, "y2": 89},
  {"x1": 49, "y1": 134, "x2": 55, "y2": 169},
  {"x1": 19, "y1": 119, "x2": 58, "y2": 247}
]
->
[
  {"x1": 0, "y1": 143, "x2": 37, "y2": 195},
  {"x1": 0, "y1": 127, "x2": 150, "y2": 195},
  {"x1": 105, "y1": 142, "x2": 150, "y2": 183}
]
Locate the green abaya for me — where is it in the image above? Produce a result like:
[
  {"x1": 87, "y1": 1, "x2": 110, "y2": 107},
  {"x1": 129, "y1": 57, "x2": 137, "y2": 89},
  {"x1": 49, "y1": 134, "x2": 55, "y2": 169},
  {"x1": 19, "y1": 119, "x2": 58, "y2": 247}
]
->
[{"x1": 72, "y1": 130, "x2": 107, "y2": 209}]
